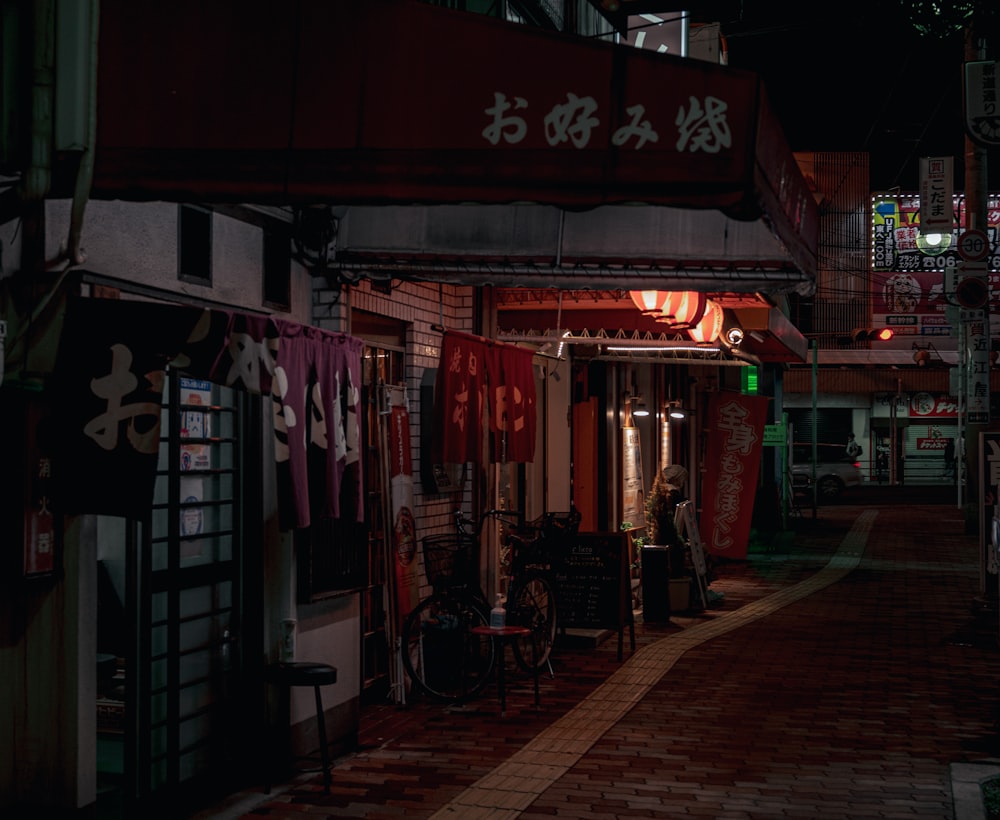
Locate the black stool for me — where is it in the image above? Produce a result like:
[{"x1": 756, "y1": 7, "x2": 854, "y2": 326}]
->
[{"x1": 264, "y1": 661, "x2": 337, "y2": 794}]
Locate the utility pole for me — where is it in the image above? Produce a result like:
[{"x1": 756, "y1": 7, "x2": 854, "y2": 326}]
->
[
  {"x1": 963, "y1": 18, "x2": 990, "y2": 514},
  {"x1": 960, "y1": 9, "x2": 994, "y2": 609}
]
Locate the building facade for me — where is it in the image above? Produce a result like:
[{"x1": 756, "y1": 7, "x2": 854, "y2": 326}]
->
[{"x1": 0, "y1": 1, "x2": 819, "y2": 815}]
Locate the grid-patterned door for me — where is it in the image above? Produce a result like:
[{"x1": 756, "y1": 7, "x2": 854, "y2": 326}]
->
[{"x1": 125, "y1": 374, "x2": 250, "y2": 810}]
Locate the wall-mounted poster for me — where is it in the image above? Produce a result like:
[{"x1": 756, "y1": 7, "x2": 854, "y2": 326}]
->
[
  {"x1": 180, "y1": 377, "x2": 212, "y2": 471},
  {"x1": 622, "y1": 426, "x2": 644, "y2": 530},
  {"x1": 179, "y1": 475, "x2": 204, "y2": 559}
]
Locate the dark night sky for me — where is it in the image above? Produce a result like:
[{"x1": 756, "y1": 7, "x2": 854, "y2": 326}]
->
[{"x1": 719, "y1": 1, "x2": 999, "y2": 192}]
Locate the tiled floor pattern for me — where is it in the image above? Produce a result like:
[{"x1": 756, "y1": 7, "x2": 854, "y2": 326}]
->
[
  {"x1": 428, "y1": 511, "x2": 878, "y2": 819},
  {"x1": 240, "y1": 496, "x2": 1000, "y2": 819}
]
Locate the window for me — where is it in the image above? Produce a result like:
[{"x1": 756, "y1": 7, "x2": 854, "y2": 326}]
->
[
  {"x1": 178, "y1": 205, "x2": 212, "y2": 284},
  {"x1": 262, "y1": 228, "x2": 291, "y2": 310}
]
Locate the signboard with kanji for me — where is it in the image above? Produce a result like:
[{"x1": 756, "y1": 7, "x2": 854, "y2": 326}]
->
[
  {"x1": 919, "y1": 157, "x2": 954, "y2": 234},
  {"x1": 871, "y1": 193, "x2": 1000, "y2": 340},
  {"x1": 965, "y1": 61, "x2": 1000, "y2": 148},
  {"x1": 966, "y1": 309, "x2": 991, "y2": 424},
  {"x1": 763, "y1": 423, "x2": 787, "y2": 446}
]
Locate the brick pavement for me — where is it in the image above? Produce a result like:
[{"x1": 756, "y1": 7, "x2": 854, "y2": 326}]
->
[{"x1": 236, "y1": 495, "x2": 1000, "y2": 819}]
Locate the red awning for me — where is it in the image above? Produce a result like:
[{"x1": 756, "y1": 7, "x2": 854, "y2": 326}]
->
[{"x1": 92, "y1": 0, "x2": 816, "y2": 287}]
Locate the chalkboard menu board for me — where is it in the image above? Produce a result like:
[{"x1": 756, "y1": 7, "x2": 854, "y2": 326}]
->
[{"x1": 553, "y1": 532, "x2": 634, "y2": 660}]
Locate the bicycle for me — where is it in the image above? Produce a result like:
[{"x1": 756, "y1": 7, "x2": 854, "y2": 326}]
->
[
  {"x1": 399, "y1": 507, "x2": 579, "y2": 702},
  {"x1": 486, "y1": 508, "x2": 580, "y2": 676}
]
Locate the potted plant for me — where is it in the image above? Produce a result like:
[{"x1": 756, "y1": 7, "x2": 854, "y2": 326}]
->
[
  {"x1": 645, "y1": 472, "x2": 679, "y2": 547},
  {"x1": 620, "y1": 521, "x2": 645, "y2": 609},
  {"x1": 645, "y1": 466, "x2": 692, "y2": 611}
]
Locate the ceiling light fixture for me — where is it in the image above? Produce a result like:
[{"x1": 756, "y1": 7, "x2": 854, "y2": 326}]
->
[
  {"x1": 667, "y1": 400, "x2": 687, "y2": 420},
  {"x1": 624, "y1": 391, "x2": 650, "y2": 424}
]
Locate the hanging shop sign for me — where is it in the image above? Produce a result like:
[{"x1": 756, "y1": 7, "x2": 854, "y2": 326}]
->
[
  {"x1": 919, "y1": 157, "x2": 954, "y2": 234},
  {"x1": 433, "y1": 331, "x2": 537, "y2": 466},
  {"x1": 965, "y1": 60, "x2": 1000, "y2": 148},
  {"x1": 966, "y1": 310, "x2": 991, "y2": 424},
  {"x1": 53, "y1": 298, "x2": 364, "y2": 528}
]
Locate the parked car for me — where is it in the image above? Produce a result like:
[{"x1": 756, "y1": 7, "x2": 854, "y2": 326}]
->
[{"x1": 791, "y1": 443, "x2": 864, "y2": 501}]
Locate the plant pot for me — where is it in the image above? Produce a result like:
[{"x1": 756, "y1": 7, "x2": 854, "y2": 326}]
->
[
  {"x1": 669, "y1": 577, "x2": 691, "y2": 613},
  {"x1": 640, "y1": 546, "x2": 671, "y2": 623}
]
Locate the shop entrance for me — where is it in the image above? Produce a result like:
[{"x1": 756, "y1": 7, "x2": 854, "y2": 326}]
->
[{"x1": 96, "y1": 375, "x2": 258, "y2": 815}]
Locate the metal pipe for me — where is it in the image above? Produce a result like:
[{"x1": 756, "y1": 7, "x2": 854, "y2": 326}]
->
[
  {"x1": 24, "y1": 0, "x2": 56, "y2": 201},
  {"x1": 327, "y1": 262, "x2": 813, "y2": 294},
  {"x1": 66, "y1": 0, "x2": 100, "y2": 266}
]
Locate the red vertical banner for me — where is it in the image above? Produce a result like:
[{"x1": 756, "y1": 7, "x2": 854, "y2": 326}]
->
[
  {"x1": 388, "y1": 402, "x2": 419, "y2": 632},
  {"x1": 488, "y1": 344, "x2": 537, "y2": 463},
  {"x1": 700, "y1": 392, "x2": 769, "y2": 560},
  {"x1": 434, "y1": 332, "x2": 487, "y2": 464}
]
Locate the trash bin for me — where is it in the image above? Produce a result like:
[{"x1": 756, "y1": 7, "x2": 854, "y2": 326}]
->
[{"x1": 641, "y1": 545, "x2": 671, "y2": 623}]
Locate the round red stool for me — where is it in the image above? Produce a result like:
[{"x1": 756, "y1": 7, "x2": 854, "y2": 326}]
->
[{"x1": 470, "y1": 625, "x2": 539, "y2": 717}]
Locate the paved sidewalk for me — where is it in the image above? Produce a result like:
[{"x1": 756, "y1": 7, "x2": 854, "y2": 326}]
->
[{"x1": 235, "y1": 496, "x2": 1000, "y2": 819}]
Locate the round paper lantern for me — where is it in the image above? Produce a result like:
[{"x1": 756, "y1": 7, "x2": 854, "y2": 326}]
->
[
  {"x1": 628, "y1": 290, "x2": 671, "y2": 316},
  {"x1": 688, "y1": 300, "x2": 724, "y2": 343},
  {"x1": 658, "y1": 291, "x2": 707, "y2": 330}
]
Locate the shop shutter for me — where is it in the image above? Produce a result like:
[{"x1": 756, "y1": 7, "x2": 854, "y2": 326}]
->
[{"x1": 788, "y1": 409, "x2": 852, "y2": 446}]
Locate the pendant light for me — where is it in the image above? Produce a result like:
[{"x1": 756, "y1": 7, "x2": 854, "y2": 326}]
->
[
  {"x1": 628, "y1": 290, "x2": 671, "y2": 316},
  {"x1": 658, "y1": 291, "x2": 707, "y2": 330},
  {"x1": 688, "y1": 299, "x2": 724, "y2": 343}
]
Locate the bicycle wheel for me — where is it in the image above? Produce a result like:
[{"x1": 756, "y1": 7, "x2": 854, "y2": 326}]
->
[
  {"x1": 399, "y1": 592, "x2": 495, "y2": 701},
  {"x1": 506, "y1": 570, "x2": 557, "y2": 672}
]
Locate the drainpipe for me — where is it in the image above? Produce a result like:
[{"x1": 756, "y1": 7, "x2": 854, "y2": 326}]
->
[
  {"x1": 65, "y1": 0, "x2": 99, "y2": 266},
  {"x1": 24, "y1": 0, "x2": 55, "y2": 202}
]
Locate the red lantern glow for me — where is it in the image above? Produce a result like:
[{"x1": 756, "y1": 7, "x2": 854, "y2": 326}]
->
[
  {"x1": 628, "y1": 290, "x2": 670, "y2": 316},
  {"x1": 688, "y1": 300, "x2": 724, "y2": 343},
  {"x1": 658, "y1": 291, "x2": 707, "y2": 330}
]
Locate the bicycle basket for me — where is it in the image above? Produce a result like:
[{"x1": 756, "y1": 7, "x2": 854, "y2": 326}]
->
[
  {"x1": 422, "y1": 534, "x2": 478, "y2": 592},
  {"x1": 531, "y1": 508, "x2": 581, "y2": 540}
]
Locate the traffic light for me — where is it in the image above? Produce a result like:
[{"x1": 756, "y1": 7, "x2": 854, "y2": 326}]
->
[
  {"x1": 955, "y1": 275, "x2": 989, "y2": 309},
  {"x1": 851, "y1": 328, "x2": 894, "y2": 343}
]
